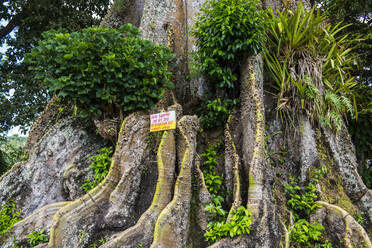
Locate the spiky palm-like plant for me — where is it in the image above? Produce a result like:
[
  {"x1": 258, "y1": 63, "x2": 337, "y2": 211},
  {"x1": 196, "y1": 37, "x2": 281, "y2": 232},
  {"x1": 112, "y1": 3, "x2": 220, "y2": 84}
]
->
[{"x1": 264, "y1": 2, "x2": 358, "y2": 131}]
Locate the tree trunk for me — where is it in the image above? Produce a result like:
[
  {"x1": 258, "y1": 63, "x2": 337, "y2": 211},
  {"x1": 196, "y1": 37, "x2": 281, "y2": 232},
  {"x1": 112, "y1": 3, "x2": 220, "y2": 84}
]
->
[{"x1": 0, "y1": 0, "x2": 371, "y2": 247}]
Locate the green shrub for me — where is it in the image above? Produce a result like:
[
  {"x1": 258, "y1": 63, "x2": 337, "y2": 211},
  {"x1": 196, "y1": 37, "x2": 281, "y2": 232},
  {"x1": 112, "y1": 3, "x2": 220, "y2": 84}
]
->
[
  {"x1": 26, "y1": 229, "x2": 49, "y2": 247},
  {"x1": 25, "y1": 24, "x2": 175, "y2": 119},
  {"x1": 192, "y1": 0, "x2": 270, "y2": 89},
  {"x1": 82, "y1": 147, "x2": 113, "y2": 192},
  {"x1": 0, "y1": 202, "x2": 22, "y2": 236}
]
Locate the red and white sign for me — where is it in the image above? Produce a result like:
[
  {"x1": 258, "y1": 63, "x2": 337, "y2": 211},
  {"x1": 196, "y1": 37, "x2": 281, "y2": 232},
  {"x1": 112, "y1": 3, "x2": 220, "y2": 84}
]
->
[{"x1": 150, "y1": 111, "x2": 176, "y2": 132}]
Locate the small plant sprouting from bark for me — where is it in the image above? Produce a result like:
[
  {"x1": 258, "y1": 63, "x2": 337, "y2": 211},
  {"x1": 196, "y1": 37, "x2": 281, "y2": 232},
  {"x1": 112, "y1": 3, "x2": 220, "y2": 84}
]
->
[
  {"x1": 26, "y1": 229, "x2": 49, "y2": 247},
  {"x1": 82, "y1": 147, "x2": 113, "y2": 192},
  {"x1": 90, "y1": 237, "x2": 109, "y2": 248},
  {"x1": 201, "y1": 141, "x2": 252, "y2": 243},
  {"x1": 205, "y1": 206, "x2": 252, "y2": 243}
]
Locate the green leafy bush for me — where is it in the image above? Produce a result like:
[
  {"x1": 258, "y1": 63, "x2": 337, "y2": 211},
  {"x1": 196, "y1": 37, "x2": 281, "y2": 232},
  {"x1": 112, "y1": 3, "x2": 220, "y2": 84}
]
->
[
  {"x1": 204, "y1": 206, "x2": 252, "y2": 243},
  {"x1": 82, "y1": 147, "x2": 113, "y2": 192},
  {"x1": 264, "y1": 2, "x2": 358, "y2": 131},
  {"x1": 290, "y1": 219, "x2": 325, "y2": 247},
  {"x1": 199, "y1": 98, "x2": 239, "y2": 129},
  {"x1": 25, "y1": 24, "x2": 175, "y2": 119},
  {"x1": 284, "y1": 177, "x2": 321, "y2": 220},
  {"x1": 26, "y1": 229, "x2": 49, "y2": 247},
  {"x1": 192, "y1": 0, "x2": 270, "y2": 89},
  {"x1": 0, "y1": 202, "x2": 22, "y2": 236}
]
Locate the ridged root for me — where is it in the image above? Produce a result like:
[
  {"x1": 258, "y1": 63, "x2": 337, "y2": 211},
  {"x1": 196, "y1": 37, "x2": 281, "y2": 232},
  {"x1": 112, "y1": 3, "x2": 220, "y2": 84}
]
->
[
  {"x1": 150, "y1": 116, "x2": 199, "y2": 248},
  {"x1": 314, "y1": 201, "x2": 372, "y2": 248},
  {"x1": 100, "y1": 130, "x2": 176, "y2": 248},
  {"x1": 225, "y1": 114, "x2": 242, "y2": 221},
  {"x1": 48, "y1": 112, "x2": 151, "y2": 247}
]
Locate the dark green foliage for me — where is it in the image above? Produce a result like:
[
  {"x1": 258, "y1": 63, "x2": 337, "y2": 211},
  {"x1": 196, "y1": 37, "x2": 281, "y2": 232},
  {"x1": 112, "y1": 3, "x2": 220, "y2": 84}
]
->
[
  {"x1": 199, "y1": 98, "x2": 239, "y2": 129},
  {"x1": 0, "y1": 202, "x2": 22, "y2": 236},
  {"x1": 82, "y1": 147, "x2": 113, "y2": 192},
  {"x1": 192, "y1": 0, "x2": 270, "y2": 130},
  {"x1": 26, "y1": 229, "x2": 49, "y2": 247},
  {"x1": 0, "y1": 0, "x2": 111, "y2": 134},
  {"x1": 317, "y1": 0, "x2": 372, "y2": 86},
  {"x1": 192, "y1": 0, "x2": 270, "y2": 89},
  {"x1": 25, "y1": 25, "x2": 175, "y2": 119}
]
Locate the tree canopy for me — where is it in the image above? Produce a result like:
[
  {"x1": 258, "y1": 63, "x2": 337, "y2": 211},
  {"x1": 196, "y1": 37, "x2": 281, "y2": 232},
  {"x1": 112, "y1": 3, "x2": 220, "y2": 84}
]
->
[{"x1": 0, "y1": 0, "x2": 111, "y2": 134}]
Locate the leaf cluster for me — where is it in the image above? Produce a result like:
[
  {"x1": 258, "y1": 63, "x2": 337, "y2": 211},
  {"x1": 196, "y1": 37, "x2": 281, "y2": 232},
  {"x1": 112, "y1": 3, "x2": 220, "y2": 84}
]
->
[
  {"x1": 264, "y1": 2, "x2": 358, "y2": 131},
  {"x1": 192, "y1": 0, "x2": 270, "y2": 89},
  {"x1": 204, "y1": 206, "x2": 252, "y2": 243},
  {"x1": 290, "y1": 219, "x2": 329, "y2": 248},
  {"x1": 201, "y1": 140, "x2": 224, "y2": 195},
  {"x1": 26, "y1": 229, "x2": 49, "y2": 247},
  {"x1": 199, "y1": 97, "x2": 239, "y2": 129},
  {"x1": 25, "y1": 24, "x2": 175, "y2": 119},
  {"x1": 284, "y1": 178, "x2": 321, "y2": 220},
  {"x1": 82, "y1": 147, "x2": 113, "y2": 192},
  {"x1": 0, "y1": 202, "x2": 22, "y2": 236},
  {"x1": 192, "y1": 0, "x2": 270, "y2": 130}
]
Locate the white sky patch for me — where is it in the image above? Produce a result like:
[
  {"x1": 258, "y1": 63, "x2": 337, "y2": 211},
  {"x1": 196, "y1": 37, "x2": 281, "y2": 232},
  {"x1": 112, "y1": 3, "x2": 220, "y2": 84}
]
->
[{"x1": 8, "y1": 126, "x2": 28, "y2": 137}]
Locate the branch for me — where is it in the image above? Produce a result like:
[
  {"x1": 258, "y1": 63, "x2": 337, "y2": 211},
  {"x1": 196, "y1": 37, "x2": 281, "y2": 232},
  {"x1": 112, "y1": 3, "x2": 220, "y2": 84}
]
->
[{"x1": 0, "y1": 15, "x2": 20, "y2": 39}]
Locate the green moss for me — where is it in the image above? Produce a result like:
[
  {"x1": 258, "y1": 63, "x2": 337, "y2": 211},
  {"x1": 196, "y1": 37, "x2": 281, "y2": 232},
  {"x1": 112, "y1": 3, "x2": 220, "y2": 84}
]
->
[{"x1": 249, "y1": 175, "x2": 256, "y2": 191}]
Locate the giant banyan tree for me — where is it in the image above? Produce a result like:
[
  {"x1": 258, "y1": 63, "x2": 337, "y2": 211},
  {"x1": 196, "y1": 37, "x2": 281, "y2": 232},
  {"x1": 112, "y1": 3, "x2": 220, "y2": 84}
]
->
[{"x1": 0, "y1": 0, "x2": 371, "y2": 247}]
